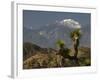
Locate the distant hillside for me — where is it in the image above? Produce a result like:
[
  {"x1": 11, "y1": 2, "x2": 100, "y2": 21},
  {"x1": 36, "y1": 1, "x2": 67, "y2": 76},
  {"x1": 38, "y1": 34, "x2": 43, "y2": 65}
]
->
[
  {"x1": 23, "y1": 19, "x2": 90, "y2": 48},
  {"x1": 23, "y1": 42, "x2": 91, "y2": 69},
  {"x1": 23, "y1": 42, "x2": 57, "y2": 60}
]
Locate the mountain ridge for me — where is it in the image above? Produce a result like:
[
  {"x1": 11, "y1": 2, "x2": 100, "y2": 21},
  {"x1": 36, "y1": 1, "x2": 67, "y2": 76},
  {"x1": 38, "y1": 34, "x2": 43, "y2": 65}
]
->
[{"x1": 23, "y1": 19, "x2": 90, "y2": 48}]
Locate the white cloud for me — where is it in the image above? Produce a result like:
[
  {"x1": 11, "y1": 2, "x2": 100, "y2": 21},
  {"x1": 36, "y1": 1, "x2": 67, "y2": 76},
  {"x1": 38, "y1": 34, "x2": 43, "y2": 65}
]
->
[{"x1": 60, "y1": 19, "x2": 81, "y2": 29}]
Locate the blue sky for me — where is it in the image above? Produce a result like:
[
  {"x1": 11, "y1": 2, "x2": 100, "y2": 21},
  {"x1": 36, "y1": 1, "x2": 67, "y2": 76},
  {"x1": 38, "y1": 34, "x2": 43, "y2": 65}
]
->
[{"x1": 23, "y1": 10, "x2": 91, "y2": 29}]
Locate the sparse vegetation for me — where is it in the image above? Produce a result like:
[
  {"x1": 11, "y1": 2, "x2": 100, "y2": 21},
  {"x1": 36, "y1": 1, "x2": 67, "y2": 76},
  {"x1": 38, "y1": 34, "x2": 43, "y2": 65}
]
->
[{"x1": 23, "y1": 28, "x2": 91, "y2": 69}]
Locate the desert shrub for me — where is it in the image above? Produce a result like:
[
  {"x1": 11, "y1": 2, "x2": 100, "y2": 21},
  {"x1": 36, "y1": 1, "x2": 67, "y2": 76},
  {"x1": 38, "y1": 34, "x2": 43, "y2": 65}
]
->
[{"x1": 78, "y1": 57, "x2": 90, "y2": 66}]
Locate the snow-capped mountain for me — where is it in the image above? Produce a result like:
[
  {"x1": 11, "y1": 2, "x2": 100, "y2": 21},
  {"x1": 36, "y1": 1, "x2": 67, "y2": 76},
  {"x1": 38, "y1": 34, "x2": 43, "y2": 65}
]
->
[
  {"x1": 59, "y1": 19, "x2": 81, "y2": 29},
  {"x1": 23, "y1": 19, "x2": 90, "y2": 48}
]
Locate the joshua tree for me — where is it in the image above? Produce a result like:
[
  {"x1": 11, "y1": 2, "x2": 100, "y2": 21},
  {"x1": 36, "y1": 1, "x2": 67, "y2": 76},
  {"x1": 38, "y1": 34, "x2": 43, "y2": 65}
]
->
[
  {"x1": 56, "y1": 40, "x2": 65, "y2": 50},
  {"x1": 56, "y1": 40, "x2": 70, "y2": 66},
  {"x1": 56, "y1": 40, "x2": 70, "y2": 58},
  {"x1": 70, "y1": 28, "x2": 81, "y2": 59}
]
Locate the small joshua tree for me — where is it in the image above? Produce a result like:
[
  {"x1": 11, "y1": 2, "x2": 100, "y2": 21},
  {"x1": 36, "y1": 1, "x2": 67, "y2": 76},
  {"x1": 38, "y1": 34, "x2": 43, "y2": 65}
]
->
[
  {"x1": 56, "y1": 40, "x2": 70, "y2": 58},
  {"x1": 56, "y1": 40, "x2": 65, "y2": 50},
  {"x1": 56, "y1": 40, "x2": 70, "y2": 66}
]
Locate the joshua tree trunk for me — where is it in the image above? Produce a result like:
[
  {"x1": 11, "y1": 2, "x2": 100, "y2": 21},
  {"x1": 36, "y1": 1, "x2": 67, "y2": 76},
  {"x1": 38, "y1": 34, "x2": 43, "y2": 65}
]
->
[
  {"x1": 73, "y1": 38, "x2": 79, "y2": 58},
  {"x1": 73, "y1": 38, "x2": 79, "y2": 66}
]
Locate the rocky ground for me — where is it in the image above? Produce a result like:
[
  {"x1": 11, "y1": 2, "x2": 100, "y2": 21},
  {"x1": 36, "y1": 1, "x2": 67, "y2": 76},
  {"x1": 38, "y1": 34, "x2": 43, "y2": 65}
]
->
[{"x1": 23, "y1": 42, "x2": 91, "y2": 69}]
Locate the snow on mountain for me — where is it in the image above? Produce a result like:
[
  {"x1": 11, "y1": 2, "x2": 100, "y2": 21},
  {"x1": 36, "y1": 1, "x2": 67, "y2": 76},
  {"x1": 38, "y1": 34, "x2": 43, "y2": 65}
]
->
[{"x1": 59, "y1": 19, "x2": 81, "y2": 29}]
